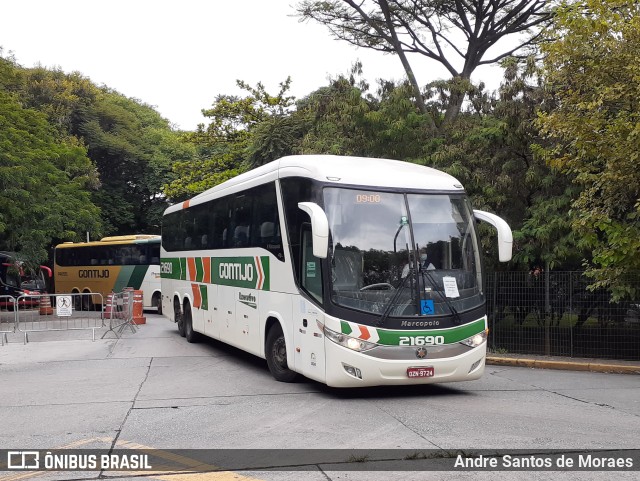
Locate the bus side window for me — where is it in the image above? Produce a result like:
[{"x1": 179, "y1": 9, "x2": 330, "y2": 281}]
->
[
  {"x1": 233, "y1": 226, "x2": 249, "y2": 247},
  {"x1": 251, "y1": 183, "x2": 284, "y2": 260},
  {"x1": 260, "y1": 222, "x2": 274, "y2": 246}
]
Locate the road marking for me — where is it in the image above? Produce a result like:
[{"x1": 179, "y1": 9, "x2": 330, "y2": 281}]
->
[
  {"x1": 106, "y1": 439, "x2": 263, "y2": 481},
  {"x1": 0, "y1": 438, "x2": 263, "y2": 481}
]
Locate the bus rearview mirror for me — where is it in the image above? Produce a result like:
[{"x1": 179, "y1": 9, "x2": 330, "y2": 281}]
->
[
  {"x1": 298, "y1": 202, "x2": 329, "y2": 259},
  {"x1": 473, "y1": 210, "x2": 513, "y2": 262}
]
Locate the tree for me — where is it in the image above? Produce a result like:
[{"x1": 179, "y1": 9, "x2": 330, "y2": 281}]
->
[
  {"x1": 297, "y1": 0, "x2": 553, "y2": 130},
  {"x1": 297, "y1": 62, "x2": 432, "y2": 159},
  {"x1": 165, "y1": 79, "x2": 298, "y2": 200},
  {"x1": 537, "y1": 0, "x2": 640, "y2": 299},
  {"x1": 19, "y1": 65, "x2": 190, "y2": 235},
  {"x1": 0, "y1": 89, "x2": 101, "y2": 262}
]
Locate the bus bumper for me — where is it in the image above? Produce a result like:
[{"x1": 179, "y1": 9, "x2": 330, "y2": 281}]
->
[{"x1": 323, "y1": 340, "x2": 487, "y2": 388}]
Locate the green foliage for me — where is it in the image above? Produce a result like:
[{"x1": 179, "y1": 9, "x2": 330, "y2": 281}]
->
[
  {"x1": 16, "y1": 65, "x2": 190, "y2": 235},
  {"x1": 297, "y1": 67, "x2": 374, "y2": 156},
  {"x1": 537, "y1": 0, "x2": 640, "y2": 299},
  {"x1": 299, "y1": 63, "x2": 431, "y2": 159},
  {"x1": 0, "y1": 89, "x2": 100, "y2": 262},
  {"x1": 165, "y1": 79, "x2": 299, "y2": 199},
  {"x1": 418, "y1": 57, "x2": 583, "y2": 271}
]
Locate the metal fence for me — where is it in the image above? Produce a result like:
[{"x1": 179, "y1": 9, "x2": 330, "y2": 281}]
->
[
  {"x1": 16, "y1": 293, "x2": 104, "y2": 343},
  {"x1": 0, "y1": 295, "x2": 17, "y2": 345},
  {"x1": 486, "y1": 271, "x2": 640, "y2": 360},
  {"x1": 101, "y1": 290, "x2": 137, "y2": 339}
]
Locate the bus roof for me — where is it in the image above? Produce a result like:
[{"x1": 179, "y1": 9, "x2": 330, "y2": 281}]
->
[
  {"x1": 55, "y1": 235, "x2": 160, "y2": 249},
  {"x1": 166, "y1": 155, "x2": 464, "y2": 214},
  {"x1": 100, "y1": 235, "x2": 160, "y2": 243}
]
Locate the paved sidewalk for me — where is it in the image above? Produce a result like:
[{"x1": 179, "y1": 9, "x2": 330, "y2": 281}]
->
[{"x1": 487, "y1": 353, "x2": 640, "y2": 374}]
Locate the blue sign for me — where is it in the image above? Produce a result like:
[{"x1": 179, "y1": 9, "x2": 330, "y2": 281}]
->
[{"x1": 420, "y1": 299, "x2": 435, "y2": 315}]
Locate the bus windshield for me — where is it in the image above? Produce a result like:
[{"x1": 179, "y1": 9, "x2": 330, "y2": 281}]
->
[{"x1": 324, "y1": 188, "x2": 483, "y2": 317}]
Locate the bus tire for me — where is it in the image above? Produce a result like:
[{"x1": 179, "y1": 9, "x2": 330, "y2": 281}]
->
[
  {"x1": 153, "y1": 292, "x2": 163, "y2": 316},
  {"x1": 184, "y1": 302, "x2": 200, "y2": 343},
  {"x1": 73, "y1": 291, "x2": 82, "y2": 311},
  {"x1": 82, "y1": 292, "x2": 92, "y2": 311},
  {"x1": 265, "y1": 323, "x2": 298, "y2": 383},
  {"x1": 174, "y1": 298, "x2": 185, "y2": 337}
]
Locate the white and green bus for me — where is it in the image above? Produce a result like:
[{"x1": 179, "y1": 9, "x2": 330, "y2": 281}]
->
[{"x1": 160, "y1": 155, "x2": 512, "y2": 387}]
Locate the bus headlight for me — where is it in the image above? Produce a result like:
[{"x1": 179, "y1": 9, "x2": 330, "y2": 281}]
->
[
  {"x1": 460, "y1": 329, "x2": 487, "y2": 348},
  {"x1": 323, "y1": 325, "x2": 377, "y2": 352}
]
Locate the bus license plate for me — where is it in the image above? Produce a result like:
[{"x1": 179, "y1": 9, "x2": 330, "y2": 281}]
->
[{"x1": 407, "y1": 367, "x2": 434, "y2": 378}]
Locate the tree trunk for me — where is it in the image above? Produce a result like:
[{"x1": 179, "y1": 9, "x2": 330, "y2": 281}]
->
[{"x1": 378, "y1": 0, "x2": 436, "y2": 132}]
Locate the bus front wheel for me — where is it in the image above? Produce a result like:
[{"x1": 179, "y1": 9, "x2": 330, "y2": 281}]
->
[
  {"x1": 265, "y1": 324, "x2": 298, "y2": 383},
  {"x1": 174, "y1": 298, "x2": 185, "y2": 337}
]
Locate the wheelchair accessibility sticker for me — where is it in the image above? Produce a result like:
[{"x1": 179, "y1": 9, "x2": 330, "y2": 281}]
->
[{"x1": 420, "y1": 299, "x2": 435, "y2": 315}]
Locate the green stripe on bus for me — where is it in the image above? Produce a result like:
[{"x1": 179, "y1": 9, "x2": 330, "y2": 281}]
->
[
  {"x1": 114, "y1": 266, "x2": 133, "y2": 292},
  {"x1": 376, "y1": 318, "x2": 485, "y2": 345},
  {"x1": 160, "y1": 258, "x2": 182, "y2": 280},
  {"x1": 260, "y1": 256, "x2": 270, "y2": 291},
  {"x1": 199, "y1": 284, "x2": 208, "y2": 310},
  {"x1": 195, "y1": 257, "x2": 204, "y2": 282},
  {"x1": 161, "y1": 256, "x2": 270, "y2": 291},
  {"x1": 180, "y1": 258, "x2": 187, "y2": 281},
  {"x1": 341, "y1": 321, "x2": 353, "y2": 336},
  {"x1": 113, "y1": 265, "x2": 148, "y2": 291},
  {"x1": 128, "y1": 265, "x2": 149, "y2": 290},
  {"x1": 211, "y1": 256, "x2": 270, "y2": 290},
  {"x1": 340, "y1": 318, "x2": 485, "y2": 345}
]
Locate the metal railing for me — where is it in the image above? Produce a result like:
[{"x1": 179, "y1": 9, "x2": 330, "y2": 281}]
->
[
  {"x1": 101, "y1": 290, "x2": 137, "y2": 339},
  {"x1": 16, "y1": 293, "x2": 104, "y2": 344},
  {"x1": 486, "y1": 271, "x2": 640, "y2": 360},
  {"x1": 0, "y1": 295, "x2": 17, "y2": 345}
]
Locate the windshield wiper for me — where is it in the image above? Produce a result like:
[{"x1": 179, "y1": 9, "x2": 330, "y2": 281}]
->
[
  {"x1": 375, "y1": 267, "x2": 412, "y2": 328},
  {"x1": 420, "y1": 267, "x2": 463, "y2": 325}
]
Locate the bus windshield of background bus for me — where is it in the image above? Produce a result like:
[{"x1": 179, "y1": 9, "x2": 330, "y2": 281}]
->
[{"x1": 324, "y1": 188, "x2": 483, "y2": 317}]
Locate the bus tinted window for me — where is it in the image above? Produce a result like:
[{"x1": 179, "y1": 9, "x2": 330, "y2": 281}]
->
[
  {"x1": 55, "y1": 243, "x2": 160, "y2": 266},
  {"x1": 162, "y1": 182, "x2": 284, "y2": 260}
]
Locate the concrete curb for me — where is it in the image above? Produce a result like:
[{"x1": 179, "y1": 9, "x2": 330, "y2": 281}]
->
[{"x1": 486, "y1": 356, "x2": 640, "y2": 375}]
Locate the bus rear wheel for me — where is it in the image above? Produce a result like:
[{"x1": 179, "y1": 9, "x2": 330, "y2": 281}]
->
[
  {"x1": 184, "y1": 303, "x2": 200, "y2": 343},
  {"x1": 153, "y1": 292, "x2": 162, "y2": 316},
  {"x1": 174, "y1": 298, "x2": 185, "y2": 337},
  {"x1": 265, "y1": 324, "x2": 298, "y2": 383}
]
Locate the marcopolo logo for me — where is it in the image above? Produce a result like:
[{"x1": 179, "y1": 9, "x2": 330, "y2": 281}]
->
[{"x1": 212, "y1": 256, "x2": 269, "y2": 290}]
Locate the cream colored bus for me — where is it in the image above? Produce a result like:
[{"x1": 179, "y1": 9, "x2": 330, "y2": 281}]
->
[{"x1": 54, "y1": 235, "x2": 162, "y2": 312}]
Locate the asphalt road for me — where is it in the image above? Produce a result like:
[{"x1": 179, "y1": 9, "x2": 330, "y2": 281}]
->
[{"x1": 0, "y1": 313, "x2": 638, "y2": 481}]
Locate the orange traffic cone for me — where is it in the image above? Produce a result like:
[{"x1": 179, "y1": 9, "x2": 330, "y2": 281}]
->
[
  {"x1": 132, "y1": 290, "x2": 146, "y2": 325},
  {"x1": 104, "y1": 292, "x2": 114, "y2": 319},
  {"x1": 39, "y1": 294, "x2": 53, "y2": 315}
]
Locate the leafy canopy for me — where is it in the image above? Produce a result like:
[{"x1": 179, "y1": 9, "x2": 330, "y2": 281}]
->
[{"x1": 537, "y1": 0, "x2": 640, "y2": 299}]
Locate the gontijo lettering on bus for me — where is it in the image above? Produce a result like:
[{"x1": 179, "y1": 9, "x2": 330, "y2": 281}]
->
[{"x1": 160, "y1": 256, "x2": 270, "y2": 291}]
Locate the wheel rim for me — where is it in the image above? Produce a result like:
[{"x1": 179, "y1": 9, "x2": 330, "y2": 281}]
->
[{"x1": 272, "y1": 336, "x2": 287, "y2": 368}]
